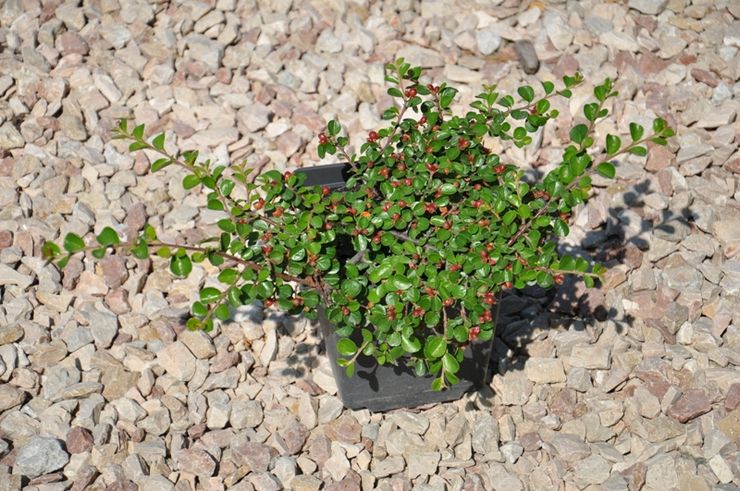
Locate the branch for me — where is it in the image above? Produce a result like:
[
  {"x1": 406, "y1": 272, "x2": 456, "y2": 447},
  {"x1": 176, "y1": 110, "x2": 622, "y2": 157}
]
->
[
  {"x1": 150, "y1": 241, "x2": 317, "y2": 288},
  {"x1": 388, "y1": 230, "x2": 439, "y2": 252},
  {"x1": 506, "y1": 133, "x2": 658, "y2": 248}
]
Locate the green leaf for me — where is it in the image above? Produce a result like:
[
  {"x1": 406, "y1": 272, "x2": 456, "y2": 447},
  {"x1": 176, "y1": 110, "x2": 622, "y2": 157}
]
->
[
  {"x1": 541, "y1": 81, "x2": 554, "y2": 94},
  {"x1": 560, "y1": 255, "x2": 575, "y2": 270},
  {"x1": 440, "y1": 183, "x2": 457, "y2": 195},
  {"x1": 41, "y1": 241, "x2": 61, "y2": 260},
  {"x1": 152, "y1": 133, "x2": 165, "y2": 151},
  {"x1": 341, "y1": 279, "x2": 362, "y2": 298},
  {"x1": 57, "y1": 255, "x2": 70, "y2": 269},
  {"x1": 369, "y1": 262, "x2": 393, "y2": 283},
  {"x1": 219, "y1": 179, "x2": 235, "y2": 197},
  {"x1": 517, "y1": 85, "x2": 534, "y2": 102},
  {"x1": 629, "y1": 146, "x2": 647, "y2": 156},
  {"x1": 401, "y1": 335, "x2": 421, "y2": 353},
  {"x1": 583, "y1": 103, "x2": 598, "y2": 122},
  {"x1": 96, "y1": 227, "x2": 120, "y2": 247},
  {"x1": 387, "y1": 87, "x2": 403, "y2": 98},
  {"x1": 596, "y1": 162, "x2": 616, "y2": 179},
  {"x1": 218, "y1": 268, "x2": 238, "y2": 284},
  {"x1": 439, "y1": 87, "x2": 458, "y2": 109},
  {"x1": 63, "y1": 233, "x2": 85, "y2": 253},
  {"x1": 431, "y1": 377, "x2": 444, "y2": 391},
  {"x1": 570, "y1": 124, "x2": 588, "y2": 145},
  {"x1": 424, "y1": 336, "x2": 446, "y2": 359},
  {"x1": 207, "y1": 199, "x2": 224, "y2": 211},
  {"x1": 151, "y1": 158, "x2": 171, "y2": 172},
  {"x1": 337, "y1": 338, "x2": 358, "y2": 356},
  {"x1": 629, "y1": 122, "x2": 644, "y2": 142},
  {"x1": 91, "y1": 247, "x2": 106, "y2": 259},
  {"x1": 605, "y1": 134, "x2": 621, "y2": 156},
  {"x1": 214, "y1": 303, "x2": 230, "y2": 321},
  {"x1": 345, "y1": 363, "x2": 356, "y2": 377},
  {"x1": 133, "y1": 124, "x2": 145, "y2": 140},
  {"x1": 391, "y1": 276, "x2": 412, "y2": 290},
  {"x1": 131, "y1": 241, "x2": 149, "y2": 259},
  {"x1": 442, "y1": 353, "x2": 460, "y2": 374},
  {"x1": 200, "y1": 287, "x2": 221, "y2": 304},
  {"x1": 652, "y1": 118, "x2": 666, "y2": 133},
  {"x1": 328, "y1": 119, "x2": 341, "y2": 136},
  {"x1": 554, "y1": 219, "x2": 569, "y2": 236},
  {"x1": 183, "y1": 175, "x2": 200, "y2": 189},
  {"x1": 170, "y1": 255, "x2": 192, "y2": 277}
]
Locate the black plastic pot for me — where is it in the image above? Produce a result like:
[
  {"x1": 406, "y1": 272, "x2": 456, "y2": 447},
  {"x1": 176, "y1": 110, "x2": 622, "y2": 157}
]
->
[{"x1": 296, "y1": 164, "x2": 494, "y2": 412}]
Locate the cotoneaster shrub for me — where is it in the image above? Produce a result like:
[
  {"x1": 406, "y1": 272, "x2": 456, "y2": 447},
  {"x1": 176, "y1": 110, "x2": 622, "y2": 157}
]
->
[{"x1": 43, "y1": 59, "x2": 674, "y2": 391}]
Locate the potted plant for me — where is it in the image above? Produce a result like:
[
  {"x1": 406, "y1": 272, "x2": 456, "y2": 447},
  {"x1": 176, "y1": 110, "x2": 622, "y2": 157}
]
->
[{"x1": 42, "y1": 59, "x2": 674, "y2": 411}]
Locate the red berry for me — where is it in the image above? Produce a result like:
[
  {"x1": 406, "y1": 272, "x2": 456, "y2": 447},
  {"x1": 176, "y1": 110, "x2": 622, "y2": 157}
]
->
[
  {"x1": 273, "y1": 207, "x2": 284, "y2": 217},
  {"x1": 495, "y1": 164, "x2": 506, "y2": 174},
  {"x1": 392, "y1": 213, "x2": 400, "y2": 221},
  {"x1": 458, "y1": 138, "x2": 469, "y2": 150},
  {"x1": 554, "y1": 273, "x2": 565, "y2": 285},
  {"x1": 469, "y1": 326, "x2": 480, "y2": 340},
  {"x1": 419, "y1": 115, "x2": 427, "y2": 125},
  {"x1": 342, "y1": 307, "x2": 350, "y2": 315},
  {"x1": 262, "y1": 245, "x2": 272, "y2": 255},
  {"x1": 368, "y1": 130, "x2": 379, "y2": 142},
  {"x1": 264, "y1": 298, "x2": 275, "y2": 308},
  {"x1": 443, "y1": 298, "x2": 454, "y2": 307},
  {"x1": 398, "y1": 200, "x2": 407, "y2": 208},
  {"x1": 253, "y1": 198, "x2": 265, "y2": 210},
  {"x1": 503, "y1": 281, "x2": 513, "y2": 289},
  {"x1": 405, "y1": 87, "x2": 417, "y2": 98},
  {"x1": 318, "y1": 133, "x2": 328, "y2": 144},
  {"x1": 391, "y1": 181, "x2": 401, "y2": 188},
  {"x1": 425, "y1": 203, "x2": 436, "y2": 214},
  {"x1": 426, "y1": 163, "x2": 438, "y2": 173},
  {"x1": 404, "y1": 178, "x2": 413, "y2": 186},
  {"x1": 284, "y1": 171, "x2": 293, "y2": 179}
]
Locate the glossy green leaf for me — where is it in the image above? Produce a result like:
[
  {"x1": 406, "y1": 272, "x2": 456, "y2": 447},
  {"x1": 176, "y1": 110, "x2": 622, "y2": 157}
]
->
[
  {"x1": 337, "y1": 338, "x2": 358, "y2": 356},
  {"x1": 200, "y1": 287, "x2": 221, "y2": 304},
  {"x1": 570, "y1": 124, "x2": 588, "y2": 144},
  {"x1": 629, "y1": 122, "x2": 644, "y2": 142},
  {"x1": 63, "y1": 233, "x2": 85, "y2": 253},
  {"x1": 96, "y1": 227, "x2": 120, "y2": 247},
  {"x1": 170, "y1": 255, "x2": 192, "y2": 277},
  {"x1": 442, "y1": 353, "x2": 460, "y2": 374},
  {"x1": 596, "y1": 162, "x2": 615, "y2": 179},
  {"x1": 517, "y1": 85, "x2": 534, "y2": 102},
  {"x1": 605, "y1": 134, "x2": 621, "y2": 156},
  {"x1": 401, "y1": 335, "x2": 421, "y2": 353},
  {"x1": 424, "y1": 336, "x2": 446, "y2": 359},
  {"x1": 152, "y1": 133, "x2": 165, "y2": 151}
]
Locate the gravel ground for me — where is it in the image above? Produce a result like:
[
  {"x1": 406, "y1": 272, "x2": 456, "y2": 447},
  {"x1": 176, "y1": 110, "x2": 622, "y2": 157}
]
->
[{"x1": 1, "y1": 0, "x2": 739, "y2": 490}]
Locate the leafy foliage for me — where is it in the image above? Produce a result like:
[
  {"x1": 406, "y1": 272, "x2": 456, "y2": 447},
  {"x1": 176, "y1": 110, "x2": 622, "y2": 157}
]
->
[{"x1": 42, "y1": 60, "x2": 674, "y2": 391}]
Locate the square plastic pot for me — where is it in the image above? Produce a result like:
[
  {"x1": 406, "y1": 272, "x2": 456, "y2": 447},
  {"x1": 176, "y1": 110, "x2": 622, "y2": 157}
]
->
[{"x1": 296, "y1": 163, "x2": 494, "y2": 411}]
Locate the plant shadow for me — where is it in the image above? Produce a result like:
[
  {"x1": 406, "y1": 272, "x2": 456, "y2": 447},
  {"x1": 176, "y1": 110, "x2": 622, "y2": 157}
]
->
[{"x1": 490, "y1": 175, "x2": 693, "y2": 378}]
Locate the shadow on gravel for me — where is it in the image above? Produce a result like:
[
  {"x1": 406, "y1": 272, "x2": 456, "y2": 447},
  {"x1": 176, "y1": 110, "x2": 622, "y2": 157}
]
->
[{"x1": 491, "y1": 177, "x2": 695, "y2": 377}]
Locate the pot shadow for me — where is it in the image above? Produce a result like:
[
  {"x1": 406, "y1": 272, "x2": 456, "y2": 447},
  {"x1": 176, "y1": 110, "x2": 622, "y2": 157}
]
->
[{"x1": 489, "y1": 176, "x2": 694, "y2": 381}]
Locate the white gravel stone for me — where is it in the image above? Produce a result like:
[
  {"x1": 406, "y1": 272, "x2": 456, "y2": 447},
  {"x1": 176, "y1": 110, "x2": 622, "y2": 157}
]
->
[
  {"x1": 156, "y1": 342, "x2": 197, "y2": 381},
  {"x1": 14, "y1": 437, "x2": 69, "y2": 478}
]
